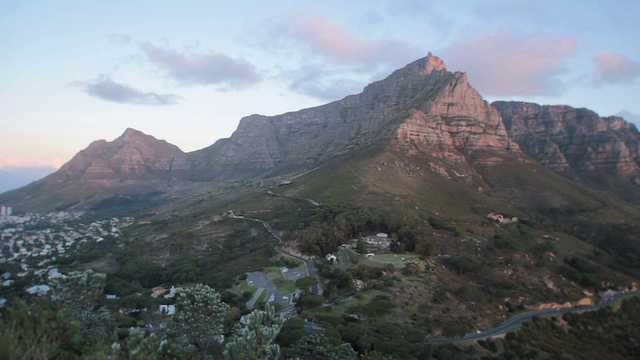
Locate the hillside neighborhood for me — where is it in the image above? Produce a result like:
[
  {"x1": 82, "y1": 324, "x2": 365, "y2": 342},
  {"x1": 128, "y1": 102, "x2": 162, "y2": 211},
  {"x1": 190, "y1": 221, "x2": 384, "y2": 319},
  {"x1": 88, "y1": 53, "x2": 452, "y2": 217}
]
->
[{"x1": 0, "y1": 211, "x2": 132, "y2": 304}]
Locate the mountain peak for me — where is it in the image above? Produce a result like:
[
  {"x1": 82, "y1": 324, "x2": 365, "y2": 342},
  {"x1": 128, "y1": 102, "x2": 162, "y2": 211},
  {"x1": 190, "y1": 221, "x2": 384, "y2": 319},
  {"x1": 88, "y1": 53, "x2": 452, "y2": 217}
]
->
[
  {"x1": 120, "y1": 128, "x2": 150, "y2": 142},
  {"x1": 422, "y1": 52, "x2": 446, "y2": 74}
]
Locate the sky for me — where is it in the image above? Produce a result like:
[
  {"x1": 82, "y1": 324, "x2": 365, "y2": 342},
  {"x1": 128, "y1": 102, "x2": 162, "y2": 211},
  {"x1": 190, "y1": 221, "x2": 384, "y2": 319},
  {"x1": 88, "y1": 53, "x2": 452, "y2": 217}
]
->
[{"x1": 1, "y1": 0, "x2": 640, "y2": 192}]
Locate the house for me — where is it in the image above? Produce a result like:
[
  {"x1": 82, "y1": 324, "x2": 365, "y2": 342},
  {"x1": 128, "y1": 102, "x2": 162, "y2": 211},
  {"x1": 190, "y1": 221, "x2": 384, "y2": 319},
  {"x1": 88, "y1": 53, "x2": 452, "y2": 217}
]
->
[
  {"x1": 326, "y1": 254, "x2": 337, "y2": 262},
  {"x1": 159, "y1": 304, "x2": 176, "y2": 315},
  {"x1": 487, "y1": 212, "x2": 518, "y2": 223},
  {"x1": 151, "y1": 286, "x2": 167, "y2": 298}
]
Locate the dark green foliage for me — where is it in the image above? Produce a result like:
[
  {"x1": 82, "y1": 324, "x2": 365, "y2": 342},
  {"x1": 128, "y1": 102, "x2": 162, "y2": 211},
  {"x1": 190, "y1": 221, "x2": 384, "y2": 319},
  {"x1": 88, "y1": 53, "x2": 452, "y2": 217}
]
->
[
  {"x1": 296, "y1": 295, "x2": 324, "y2": 310},
  {"x1": 0, "y1": 300, "x2": 86, "y2": 359},
  {"x1": 295, "y1": 276, "x2": 318, "y2": 294},
  {"x1": 292, "y1": 333, "x2": 357, "y2": 360},
  {"x1": 348, "y1": 295, "x2": 395, "y2": 318},
  {"x1": 492, "y1": 233, "x2": 524, "y2": 251}
]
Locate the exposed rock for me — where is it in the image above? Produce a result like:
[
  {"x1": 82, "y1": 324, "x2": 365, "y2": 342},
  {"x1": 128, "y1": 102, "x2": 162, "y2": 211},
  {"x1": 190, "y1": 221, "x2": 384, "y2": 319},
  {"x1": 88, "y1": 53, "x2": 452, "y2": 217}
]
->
[
  {"x1": 493, "y1": 101, "x2": 640, "y2": 203},
  {"x1": 50, "y1": 128, "x2": 191, "y2": 182},
  {"x1": 190, "y1": 53, "x2": 523, "y2": 181}
]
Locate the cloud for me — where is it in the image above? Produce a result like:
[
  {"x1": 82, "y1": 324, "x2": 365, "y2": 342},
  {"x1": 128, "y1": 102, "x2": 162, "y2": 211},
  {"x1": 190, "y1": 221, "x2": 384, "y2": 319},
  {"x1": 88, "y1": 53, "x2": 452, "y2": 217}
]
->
[
  {"x1": 137, "y1": 41, "x2": 261, "y2": 89},
  {"x1": 0, "y1": 159, "x2": 64, "y2": 169},
  {"x1": 615, "y1": 110, "x2": 640, "y2": 128},
  {"x1": 251, "y1": 14, "x2": 421, "y2": 100},
  {"x1": 442, "y1": 32, "x2": 576, "y2": 96},
  {"x1": 72, "y1": 75, "x2": 180, "y2": 105},
  {"x1": 593, "y1": 52, "x2": 640, "y2": 85},
  {"x1": 264, "y1": 15, "x2": 419, "y2": 67},
  {"x1": 287, "y1": 64, "x2": 367, "y2": 101}
]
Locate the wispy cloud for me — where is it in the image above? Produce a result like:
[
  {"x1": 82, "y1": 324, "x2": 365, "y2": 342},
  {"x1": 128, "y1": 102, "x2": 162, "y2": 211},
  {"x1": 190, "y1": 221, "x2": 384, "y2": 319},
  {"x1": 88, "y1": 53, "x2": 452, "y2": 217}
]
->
[
  {"x1": 71, "y1": 75, "x2": 180, "y2": 105},
  {"x1": 287, "y1": 64, "x2": 367, "y2": 101},
  {"x1": 615, "y1": 110, "x2": 640, "y2": 128},
  {"x1": 593, "y1": 52, "x2": 640, "y2": 86},
  {"x1": 442, "y1": 31, "x2": 576, "y2": 96},
  {"x1": 251, "y1": 14, "x2": 421, "y2": 100},
  {"x1": 0, "y1": 159, "x2": 63, "y2": 169},
  {"x1": 263, "y1": 14, "x2": 419, "y2": 67},
  {"x1": 137, "y1": 41, "x2": 261, "y2": 89}
]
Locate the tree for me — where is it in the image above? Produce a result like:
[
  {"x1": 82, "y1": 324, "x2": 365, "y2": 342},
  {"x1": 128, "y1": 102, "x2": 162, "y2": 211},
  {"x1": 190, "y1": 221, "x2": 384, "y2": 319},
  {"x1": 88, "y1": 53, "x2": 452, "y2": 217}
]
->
[
  {"x1": 169, "y1": 284, "x2": 229, "y2": 359},
  {"x1": 224, "y1": 303, "x2": 283, "y2": 360},
  {"x1": 295, "y1": 276, "x2": 317, "y2": 294},
  {"x1": 0, "y1": 300, "x2": 86, "y2": 359},
  {"x1": 356, "y1": 238, "x2": 367, "y2": 255},
  {"x1": 292, "y1": 333, "x2": 357, "y2": 360},
  {"x1": 49, "y1": 269, "x2": 115, "y2": 342}
]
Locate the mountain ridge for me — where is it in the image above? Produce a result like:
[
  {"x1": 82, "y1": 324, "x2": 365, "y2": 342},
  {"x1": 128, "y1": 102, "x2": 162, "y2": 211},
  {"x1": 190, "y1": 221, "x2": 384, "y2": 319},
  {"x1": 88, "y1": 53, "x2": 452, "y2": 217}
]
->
[{"x1": 1, "y1": 53, "x2": 640, "y2": 212}]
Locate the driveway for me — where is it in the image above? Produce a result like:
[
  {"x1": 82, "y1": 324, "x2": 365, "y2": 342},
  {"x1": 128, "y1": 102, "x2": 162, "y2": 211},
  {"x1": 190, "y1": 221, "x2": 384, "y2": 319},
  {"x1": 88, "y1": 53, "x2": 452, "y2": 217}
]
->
[{"x1": 246, "y1": 271, "x2": 294, "y2": 309}]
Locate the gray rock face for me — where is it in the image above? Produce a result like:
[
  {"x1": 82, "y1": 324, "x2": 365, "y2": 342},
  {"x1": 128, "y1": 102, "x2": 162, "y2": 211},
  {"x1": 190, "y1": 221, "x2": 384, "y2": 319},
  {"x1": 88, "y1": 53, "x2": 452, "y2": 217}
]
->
[
  {"x1": 493, "y1": 101, "x2": 640, "y2": 202},
  {"x1": 50, "y1": 128, "x2": 191, "y2": 182},
  {"x1": 190, "y1": 53, "x2": 520, "y2": 180}
]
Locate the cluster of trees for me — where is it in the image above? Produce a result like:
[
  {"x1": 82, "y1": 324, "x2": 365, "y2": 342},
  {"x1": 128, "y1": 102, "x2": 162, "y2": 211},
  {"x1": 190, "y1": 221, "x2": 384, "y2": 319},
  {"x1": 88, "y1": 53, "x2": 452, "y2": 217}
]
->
[
  {"x1": 291, "y1": 205, "x2": 437, "y2": 258},
  {"x1": 0, "y1": 269, "x2": 362, "y2": 359}
]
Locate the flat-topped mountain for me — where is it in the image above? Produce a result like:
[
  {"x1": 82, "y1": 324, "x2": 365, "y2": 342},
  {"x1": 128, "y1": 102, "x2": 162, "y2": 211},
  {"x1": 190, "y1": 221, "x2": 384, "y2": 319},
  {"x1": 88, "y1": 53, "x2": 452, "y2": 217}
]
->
[
  {"x1": 2, "y1": 53, "x2": 640, "y2": 212},
  {"x1": 189, "y1": 53, "x2": 522, "y2": 181}
]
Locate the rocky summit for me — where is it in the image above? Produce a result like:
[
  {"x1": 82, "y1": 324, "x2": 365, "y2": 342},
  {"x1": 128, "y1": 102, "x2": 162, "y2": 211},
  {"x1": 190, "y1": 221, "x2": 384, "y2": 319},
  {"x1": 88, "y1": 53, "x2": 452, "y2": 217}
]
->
[
  {"x1": 2, "y1": 53, "x2": 640, "y2": 211},
  {"x1": 50, "y1": 128, "x2": 191, "y2": 182}
]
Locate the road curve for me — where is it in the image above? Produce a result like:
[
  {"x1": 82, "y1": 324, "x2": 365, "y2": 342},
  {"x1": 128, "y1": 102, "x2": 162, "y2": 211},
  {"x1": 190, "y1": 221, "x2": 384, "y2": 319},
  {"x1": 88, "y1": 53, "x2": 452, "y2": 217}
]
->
[
  {"x1": 428, "y1": 291, "x2": 638, "y2": 344},
  {"x1": 228, "y1": 212, "x2": 319, "y2": 295}
]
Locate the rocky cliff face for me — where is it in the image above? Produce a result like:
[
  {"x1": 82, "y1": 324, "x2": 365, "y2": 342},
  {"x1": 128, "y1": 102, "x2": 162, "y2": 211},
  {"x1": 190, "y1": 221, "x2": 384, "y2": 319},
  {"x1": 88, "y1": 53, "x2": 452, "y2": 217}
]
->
[
  {"x1": 396, "y1": 71, "x2": 518, "y2": 161},
  {"x1": 190, "y1": 53, "x2": 521, "y2": 180},
  {"x1": 493, "y1": 101, "x2": 640, "y2": 202},
  {"x1": 50, "y1": 128, "x2": 191, "y2": 182}
]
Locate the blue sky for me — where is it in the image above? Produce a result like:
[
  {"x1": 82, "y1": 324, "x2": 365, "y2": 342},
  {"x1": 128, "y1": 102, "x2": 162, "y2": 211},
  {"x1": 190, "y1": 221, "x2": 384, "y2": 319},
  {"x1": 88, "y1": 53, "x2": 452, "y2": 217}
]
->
[{"x1": 1, "y1": 0, "x2": 640, "y2": 192}]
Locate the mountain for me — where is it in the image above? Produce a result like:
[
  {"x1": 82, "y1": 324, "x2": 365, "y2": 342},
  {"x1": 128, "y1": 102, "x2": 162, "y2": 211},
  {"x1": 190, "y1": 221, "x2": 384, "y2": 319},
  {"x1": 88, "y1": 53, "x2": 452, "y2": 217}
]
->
[
  {"x1": 4, "y1": 53, "x2": 640, "y2": 359},
  {"x1": 493, "y1": 101, "x2": 640, "y2": 204},
  {"x1": 189, "y1": 53, "x2": 523, "y2": 181},
  {"x1": 0, "y1": 128, "x2": 191, "y2": 211},
  {"x1": 2, "y1": 53, "x2": 640, "y2": 215}
]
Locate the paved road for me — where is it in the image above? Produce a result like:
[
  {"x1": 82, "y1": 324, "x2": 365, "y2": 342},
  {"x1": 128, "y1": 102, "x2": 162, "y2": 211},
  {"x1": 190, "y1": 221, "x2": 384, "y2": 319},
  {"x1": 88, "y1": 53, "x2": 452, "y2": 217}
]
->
[
  {"x1": 267, "y1": 191, "x2": 321, "y2": 206},
  {"x1": 428, "y1": 291, "x2": 639, "y2": 344},
  {"x1": 276, "y1": 246, "x2": 319, "y2": 295},
  {"x1": 246, "y1": 271, "x2": 293, "y2": 309},
  {"x1": 229, "y1": 212, "x2": 319, "y2": 295}
]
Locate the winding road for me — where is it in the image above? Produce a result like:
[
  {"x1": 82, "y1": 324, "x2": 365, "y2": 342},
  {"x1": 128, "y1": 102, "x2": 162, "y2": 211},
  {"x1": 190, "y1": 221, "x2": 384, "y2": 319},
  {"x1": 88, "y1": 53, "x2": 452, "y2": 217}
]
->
[
  {"x1": 228, "y1": 211, "x2": 638, "y2": 344},
  {"x1": 428, "y1": 291, "x2": 638, "y2": 344},
  {"x1": 228, "y1": 211, "x2": 319, "y2": 295}
]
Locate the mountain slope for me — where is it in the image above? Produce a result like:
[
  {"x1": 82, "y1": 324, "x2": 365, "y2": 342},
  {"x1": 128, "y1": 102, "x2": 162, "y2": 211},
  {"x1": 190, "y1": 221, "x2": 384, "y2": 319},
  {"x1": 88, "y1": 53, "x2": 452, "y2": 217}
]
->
[
  {"x1": 493, "y1": 101, "x2": 640, "y2": 204},
  {"x1": 0, "y1": 128, "x2": 191, "y2": 211},
  {"x1": 189, "y1": 53, "x2": 523, "y2": 181}
]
